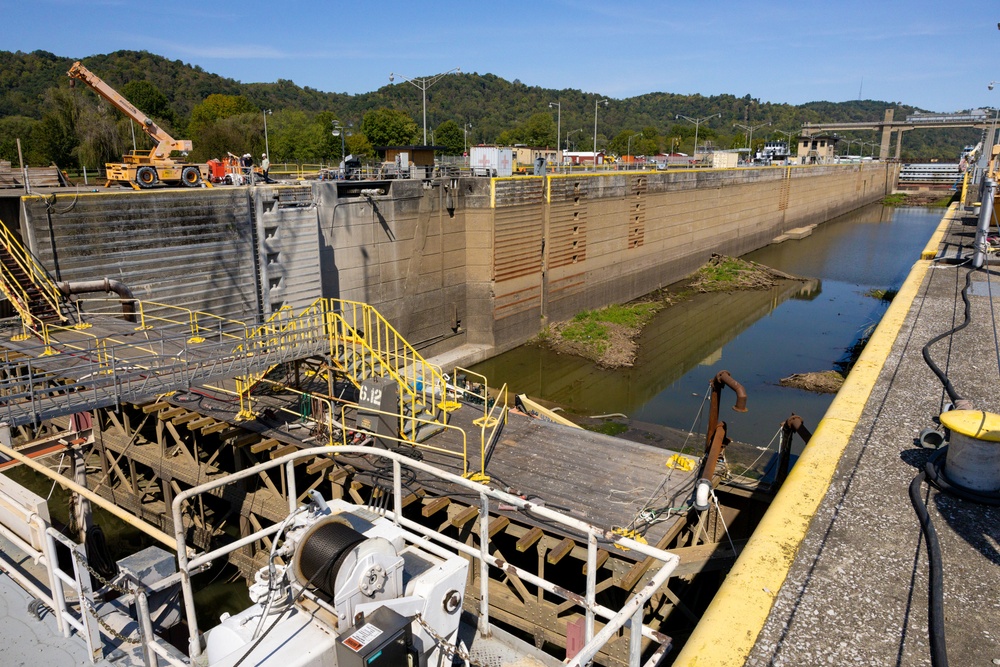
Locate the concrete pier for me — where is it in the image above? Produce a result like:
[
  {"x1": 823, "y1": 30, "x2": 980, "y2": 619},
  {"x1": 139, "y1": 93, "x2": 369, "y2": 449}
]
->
[{"x1": 675, "y1": 202, "x2": 1000, "y2": 666}]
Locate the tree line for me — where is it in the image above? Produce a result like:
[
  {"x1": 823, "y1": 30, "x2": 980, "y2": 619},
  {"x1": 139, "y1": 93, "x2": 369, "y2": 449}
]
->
[{"x1": 0, "y1": 49, "x2": 981, "y2": 171}]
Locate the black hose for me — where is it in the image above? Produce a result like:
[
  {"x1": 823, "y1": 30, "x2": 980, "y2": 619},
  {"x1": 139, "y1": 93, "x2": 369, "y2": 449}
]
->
[
  {"x1": 921, "y1": 270, "x2": 974, "y2": 405},
  {"x1": 909, "y1": 446, "x2": 1000, "y2": 667},
  {"x1": 909, "y1": 458, "x2": 948, "y2": 667},
  {"x1": 924, "y1": 446, "x2": 1000, "y2": 506}
]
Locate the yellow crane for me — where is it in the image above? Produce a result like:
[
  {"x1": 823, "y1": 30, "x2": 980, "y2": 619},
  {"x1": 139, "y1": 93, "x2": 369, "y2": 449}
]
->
[{"x1": 67, "y1": 62, "x2": 210, "y2": 189}]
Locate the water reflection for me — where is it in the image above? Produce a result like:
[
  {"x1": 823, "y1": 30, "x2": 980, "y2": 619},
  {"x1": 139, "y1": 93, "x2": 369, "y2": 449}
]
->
[{"x1": 473, "y1": 204, "x2": 943, "y2": 447}]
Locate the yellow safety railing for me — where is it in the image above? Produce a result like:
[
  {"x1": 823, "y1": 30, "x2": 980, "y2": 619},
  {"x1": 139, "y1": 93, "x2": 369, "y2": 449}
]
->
[
  {"x1": 231, "y1": 298, "x2": 453, "y2": 442},
  {"x1": 0, "y1": 219, "x2": 64, "y2": 328},
  {"x1": 454, "y1": 367, "x2": 508, "y2": 482},
  {"x1": 208, "y1": 376, "x2": 471, "y2": 472},
  {"x1": 328, "y1": 299, "x2": 451, "y2": 425}
]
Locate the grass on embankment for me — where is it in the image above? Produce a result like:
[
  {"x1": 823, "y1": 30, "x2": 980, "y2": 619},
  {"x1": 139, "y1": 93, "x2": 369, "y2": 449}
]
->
[{"x1": 537, "y1": 255, "x2": 792, "y2": 367}]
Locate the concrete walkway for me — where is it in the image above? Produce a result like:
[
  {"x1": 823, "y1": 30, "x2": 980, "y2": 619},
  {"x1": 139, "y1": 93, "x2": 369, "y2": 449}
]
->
[{"x1": 675, "y1": 203, "x2": 1000, "y2": 666}]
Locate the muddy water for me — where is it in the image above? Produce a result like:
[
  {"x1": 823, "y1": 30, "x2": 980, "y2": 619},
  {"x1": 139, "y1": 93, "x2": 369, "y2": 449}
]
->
[{"x1": 472, "y1": 203, "x2": 943, "y2": 449}]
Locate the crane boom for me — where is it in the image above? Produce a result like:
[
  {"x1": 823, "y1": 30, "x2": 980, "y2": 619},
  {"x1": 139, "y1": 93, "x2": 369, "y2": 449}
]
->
[{"x1": 67, "y1": 61, "x2": 191, "y2": 158}]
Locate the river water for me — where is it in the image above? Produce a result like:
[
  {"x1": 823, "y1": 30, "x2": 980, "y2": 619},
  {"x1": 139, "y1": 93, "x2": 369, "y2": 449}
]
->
[{"x1": 472, "y1": 203, "x2": 943, "y2": 449}]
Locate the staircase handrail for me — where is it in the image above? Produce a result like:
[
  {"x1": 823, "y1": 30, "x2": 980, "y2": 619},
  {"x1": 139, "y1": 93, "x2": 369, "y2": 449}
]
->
[
  {"x1": 329, "y1": 298, "x2": 448, "y2": 406},
  {"x1": 0, "y1": 220, "x2": 64, "y2": 326}
]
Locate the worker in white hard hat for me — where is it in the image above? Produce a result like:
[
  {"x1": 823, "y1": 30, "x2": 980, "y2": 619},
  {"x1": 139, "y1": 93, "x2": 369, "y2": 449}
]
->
[{"x1": 261, "y1": 153, "x2": 270, "y2": 182}]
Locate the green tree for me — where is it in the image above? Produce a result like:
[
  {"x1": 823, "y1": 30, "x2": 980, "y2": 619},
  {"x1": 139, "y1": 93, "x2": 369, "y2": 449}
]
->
[
  {"x1": 33, "y1": 88, "x2": 81, "y2": 167},
  {"x1": 360, "y1": 108, "x2": 417, "y2": 147},
  {"x1": 434, "y1": 120, "x2": 464, "y2": 155},
  {"x1": 517, "y1": 112, "x2": 556, "y2": 147},
  {"x1": 74, "y1": 104, "x2": 127, "y2": 170},
  {"x1": 189, "y1": 113, "x2": 260, "y2": 162},
  {"x1": 188, "y1": 94, "x2": 257, "y2": 128},
  {"x1": 345, "y1": 133, "x2": 373, "y2": 159},
  {"x1": 121, "y1": 80, "x2": 175, "y2": 125},
  {"x1": 0, "y1": 116, "x2": 42, "y2": 165},
  {"x1": 187, "y1": 94, "x2": 259, "y2": 160},
  {"x1": 268, "y1": 109, "x2": 337, "y2": 163}
]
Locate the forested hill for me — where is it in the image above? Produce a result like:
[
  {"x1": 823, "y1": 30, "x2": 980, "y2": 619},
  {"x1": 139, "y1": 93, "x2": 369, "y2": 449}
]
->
[{"x1": 0, "y1": 48, "x2": 980, "y2": 167}]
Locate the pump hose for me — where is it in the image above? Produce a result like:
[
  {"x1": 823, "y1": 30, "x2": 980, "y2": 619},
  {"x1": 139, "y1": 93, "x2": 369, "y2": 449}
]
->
[
  {"x1": 909, "y1": 445, "x2": 1000, "y2": 667},
  {"x1": 921, "y1": 269, "x2": 974, "y2": 406},
  {"x1": 908, "y1": 448, "x2": 949, "y2": 667}
]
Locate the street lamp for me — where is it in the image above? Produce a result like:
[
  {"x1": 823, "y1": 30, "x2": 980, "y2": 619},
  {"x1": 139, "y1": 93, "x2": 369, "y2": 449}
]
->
[
  {"x1": 566, "y1": 128, "x2": 584, "y2": 151},
  {"x1": 733, "y1": 121, "x2": 771, "y2": 163},
  {"x1": 332, "y1": 120, "x2": 346, "y2": 167},
  {"x1": 263, "y1": 109, "x2": 272, "y2": 159},
  {"x1": 627, "y1": 132, "x2": 643, "y2": 165},
  {"x1": 549, "y1": 101, "x2": 561, "y2": 154},
  {"x1": 593, "y1": 98, "x2": 608, "y2": 170},
  {"x1": 676, "y1": 113, "x2": 721, "y2": 166},
  {"x1": 464, "y1": 123, "x2": 473, "y2": 154},
  {"x1": 389, "y1": 68, "x2": 461, "y2": 145}
]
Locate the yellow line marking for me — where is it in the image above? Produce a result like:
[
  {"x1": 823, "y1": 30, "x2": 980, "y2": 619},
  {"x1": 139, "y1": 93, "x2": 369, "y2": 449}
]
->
[
  {"x1": 921, "y1": 202, "x2": 959, "y2": 259},
  {"x1": 671, "y1": 205, "x2": 945, "y2": 667}
]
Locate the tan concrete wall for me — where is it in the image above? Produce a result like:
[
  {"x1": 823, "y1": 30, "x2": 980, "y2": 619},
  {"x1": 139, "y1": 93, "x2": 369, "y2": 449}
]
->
[
  {"x1": 13, "y1": 164, "x2": 893, "y2": 364},
  {"x1": 483, "y1": 162, "x2": 897, "y2": 353}
]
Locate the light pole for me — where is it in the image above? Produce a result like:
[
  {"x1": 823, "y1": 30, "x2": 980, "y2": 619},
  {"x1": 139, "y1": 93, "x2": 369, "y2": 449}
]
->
[
  {"x1": 627, "y1": 132, "x2": 643, "y2": 166},
  {"x1": 733, "y1": 121, "x2": 771, "y2": 163},
  {"x1": 263, "y1": 109, "x2": 272, "y2": 159},
  {"x1": 567, "y1": 128, "x2": 583, "y2": 151},
  {"x1": 593, "y1": 98, "x2": 608, "y2": 170},
  {"x1": 332, "y1": 120, "x2": 346, "y2": 167},
  {"x1": 549, "y1": 101, "x2": 561, "y2": 154},
  {"x1": 676, "y1": 113, "x2": 721, "y2": 166},
  {"x1": 389, "y1": 68, "x2": 461, "y2": 145},
  {"x1": 464, "y1": 123, "x2": 473, "y2": 154}
]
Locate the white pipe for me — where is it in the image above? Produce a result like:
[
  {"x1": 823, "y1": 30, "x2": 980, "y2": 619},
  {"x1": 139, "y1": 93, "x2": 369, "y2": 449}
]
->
[
  {"x1": 0, "y1": 440, "x2": 177, "y2": 550},
  {"x1": 694, "y1": 478, "x2": 711, "y2": 511}
]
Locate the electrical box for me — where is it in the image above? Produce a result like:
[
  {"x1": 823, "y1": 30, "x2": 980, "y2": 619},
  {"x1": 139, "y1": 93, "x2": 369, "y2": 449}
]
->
[
  {"x1": 335, "y1": 605, "x2": 412, "y2": 667},
  {"x1": 356, "y1": 377, "x2": 400, "y2": 447}
]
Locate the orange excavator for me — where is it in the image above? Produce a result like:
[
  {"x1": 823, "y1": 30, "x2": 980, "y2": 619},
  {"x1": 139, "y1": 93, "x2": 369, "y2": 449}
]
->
[{"x1": 67, "y1": 62, "x2": 210, "y2": 189}]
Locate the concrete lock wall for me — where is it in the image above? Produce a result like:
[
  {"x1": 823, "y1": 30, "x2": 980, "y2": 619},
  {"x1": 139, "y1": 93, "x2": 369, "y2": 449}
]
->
[
  {"x1": 20, "y1": 188, "x2": 260, "y2": 322},
  {"x1": 15, "y1": 162, "x2": 896, "y2": 364},
  {"x1": 479, "y1": 162, "x2": 897, "y2": 355},
  {"x1": 321, "y1": 162, "x2": 895, "y2": 360}
]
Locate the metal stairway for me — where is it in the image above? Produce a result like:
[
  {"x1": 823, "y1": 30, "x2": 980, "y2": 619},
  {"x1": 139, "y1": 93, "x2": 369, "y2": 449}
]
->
[
  {"x1": 0, "y1": 220, "x2": 64, "y2": 327},
  {"x1": 238, "y1": 299, "x2": 451, "y2": 443}
]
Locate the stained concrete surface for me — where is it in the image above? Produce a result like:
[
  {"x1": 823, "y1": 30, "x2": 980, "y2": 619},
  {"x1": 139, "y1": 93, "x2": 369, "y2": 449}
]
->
[
  {"x1": 747, "y1": 211, "x2": 1000, "y2": 665},
  {"x1": 0, "y1": 570, "x2": 124, "y2": 666}
]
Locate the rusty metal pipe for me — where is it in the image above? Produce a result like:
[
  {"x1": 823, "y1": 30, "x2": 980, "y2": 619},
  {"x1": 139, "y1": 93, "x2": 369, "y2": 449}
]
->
[
  {"x1": 700, "y1": 421, "x2": 729, "y2": 482},
  {"x1": 706, "y1": 370, "x2": 748, "y2": 450},
  {"x1": 776, "y1": 414, "x2": 812, "y2": 488},
  {"x1": 58, "y1": 278, "x2": 137, "y2": 323}
]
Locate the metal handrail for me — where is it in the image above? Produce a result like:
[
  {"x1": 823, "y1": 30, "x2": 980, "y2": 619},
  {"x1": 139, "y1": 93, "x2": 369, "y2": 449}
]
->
[
  {"x1": 171, "y1": 445, "x2": 679, "y2": 665},
  {"x1": 0, "y1": 481, "x2": 187, "y2": 665},
  {"x1": 0, "y1": 218, "x2": 64, "y2": 326}
]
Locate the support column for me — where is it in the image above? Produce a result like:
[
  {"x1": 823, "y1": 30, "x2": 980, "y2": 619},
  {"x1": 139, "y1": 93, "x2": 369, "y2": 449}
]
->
[
  {"x1": 894, "y1": 129, "x2": 904, "y2": 159},
  {"x1": 879, "y1": 109, "x2": 894, "y2": 159}
]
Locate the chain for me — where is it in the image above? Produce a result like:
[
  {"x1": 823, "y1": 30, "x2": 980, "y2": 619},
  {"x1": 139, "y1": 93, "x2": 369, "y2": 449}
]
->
[
  {"x1": 79, "y1": 594, "x2": 142, "y2": 644},
  {"x1": 72, "y1": 550, "x2": 134, "y2": 597},
  {"x1": 69, "y1": 550, "x2": 143, "y2": 644},
  {"x1": 414, "y1": 614, "x2": 486, "y2": 667}
]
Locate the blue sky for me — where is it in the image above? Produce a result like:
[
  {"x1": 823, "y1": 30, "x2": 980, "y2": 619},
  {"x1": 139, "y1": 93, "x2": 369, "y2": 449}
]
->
[{"x1": 4, "y1": 0, "x2": 995, "y2": 112}]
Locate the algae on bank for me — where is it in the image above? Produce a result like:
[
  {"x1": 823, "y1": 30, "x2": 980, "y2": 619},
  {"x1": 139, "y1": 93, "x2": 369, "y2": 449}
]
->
[{"x1": 538, "y1": 254, "x2": 795, "y2": 368}]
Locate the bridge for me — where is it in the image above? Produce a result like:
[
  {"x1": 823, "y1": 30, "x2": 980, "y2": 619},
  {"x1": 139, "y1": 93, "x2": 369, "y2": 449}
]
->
[{"x1": 800, "y1": 109, "x2": 994, "y2": 159}]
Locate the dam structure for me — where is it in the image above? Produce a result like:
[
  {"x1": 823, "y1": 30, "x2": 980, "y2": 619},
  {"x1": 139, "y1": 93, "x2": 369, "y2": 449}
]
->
[
  {"x1": 0, "y1": 162, "x2": 897, "y2": 666},
  {"x1": 12, "y1": 162, "x2": 896, "y2": 366}
]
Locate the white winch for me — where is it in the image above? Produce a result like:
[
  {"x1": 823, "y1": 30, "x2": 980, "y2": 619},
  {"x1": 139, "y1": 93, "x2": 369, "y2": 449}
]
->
[{"x1": 204, "y1": 498, "x2": 468, "y2": 667}]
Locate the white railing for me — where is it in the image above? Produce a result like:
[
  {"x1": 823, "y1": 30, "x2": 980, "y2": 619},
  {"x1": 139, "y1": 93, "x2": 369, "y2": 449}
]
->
[
  {"x1": 0, "y1": 482, "x2": 186, "y2": 665},
  {"x1": 172, "y1": 446, "x2": 680, "y2": 666}
]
